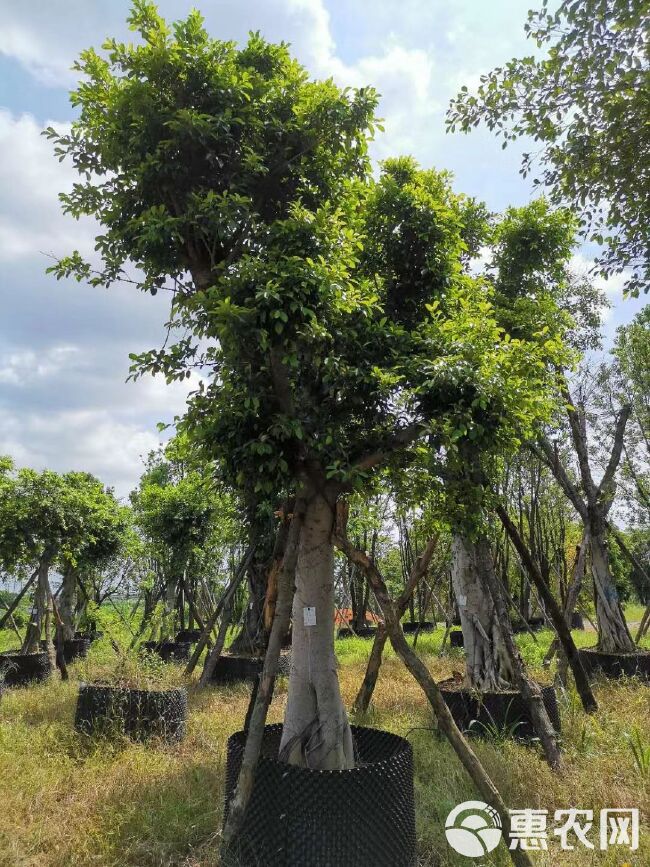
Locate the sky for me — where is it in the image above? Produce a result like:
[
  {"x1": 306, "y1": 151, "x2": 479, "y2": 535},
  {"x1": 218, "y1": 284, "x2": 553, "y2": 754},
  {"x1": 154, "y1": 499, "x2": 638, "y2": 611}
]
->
[{"x1": 0, "y1": 0, "x2": 645, "y2": 499}]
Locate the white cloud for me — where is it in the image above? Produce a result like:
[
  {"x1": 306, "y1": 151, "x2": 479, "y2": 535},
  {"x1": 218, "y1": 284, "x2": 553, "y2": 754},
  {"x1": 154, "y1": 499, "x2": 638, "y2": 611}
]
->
[
  {"x1": 0, "y1": 345, "x2": 79, "y2": 385},
  {"x1": 570, "y1": 252, "x2": 631, "y2": 298},
  {"x1": 0, "y1": 408, "x2": 163, "y2": 498},
  {"x1": 0, "y1": 110, "x2": 97, "y2": 263}
]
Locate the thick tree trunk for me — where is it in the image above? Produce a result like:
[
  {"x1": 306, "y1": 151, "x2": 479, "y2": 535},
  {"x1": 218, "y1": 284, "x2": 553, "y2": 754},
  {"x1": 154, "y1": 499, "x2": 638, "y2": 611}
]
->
[
  {"x1": 279, "y1": 490, "x2": 354, "y2": 770},
  {"x1": 58, "y1": 565, "x2": 77, "y2": 641},
  {"x1": 591, "y1": 527, "x2": 636, "y2": 653},
  {"x1": 44, "y1": 588, "x2": 58, "y2": 680},
  {"x1": 452, "y1": 533, "x2": 514, "y2": 690},
  {"x1": 476, "y1": 536, "x2": 563, "y2": 770},
  {"x1": 22, "y1": 552, "x2": 51, "y2": 653},
  {"x1": 162, "y1": 575, "x2": 177, "y2": 639}
]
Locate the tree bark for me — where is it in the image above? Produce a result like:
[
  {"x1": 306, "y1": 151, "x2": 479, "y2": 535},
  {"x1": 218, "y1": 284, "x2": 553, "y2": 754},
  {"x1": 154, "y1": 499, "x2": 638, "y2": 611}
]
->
[
  {"x1": 58, "y1": 564, "x2": 77, "y2": 640},
  {"x1": 591, "y1": 525, "x2": 636, "y2": 653},
  {"x1": 475, "y1": 536, "x2": 563, "y2": 770},
  {"x1": 279, "y1": 488, "x2": 354, "y2": 769},
  {"x1": 533, "y1": 385, "x2": 635, "y2": 654},
  {"x1": 22, "y1": 551, "x2": 51, "y2": 654},
  {"x1": 228, "y1": 555, "x2": 268, "y2": 656},
  {"x1": 452, "y1": 533, "x2": 514, "y2": 690}
]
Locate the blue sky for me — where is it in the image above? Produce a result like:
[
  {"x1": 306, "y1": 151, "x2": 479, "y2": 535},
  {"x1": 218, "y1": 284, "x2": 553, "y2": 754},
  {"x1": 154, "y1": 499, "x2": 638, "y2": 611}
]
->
[{"x1": 0, "y1": 0, "x2": 644, "y2": 496}]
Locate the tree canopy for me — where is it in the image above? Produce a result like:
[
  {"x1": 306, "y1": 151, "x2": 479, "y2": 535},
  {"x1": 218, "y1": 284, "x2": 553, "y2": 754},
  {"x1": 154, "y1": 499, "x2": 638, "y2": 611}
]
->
[{"x1": 448, "y1": 0, "x2": 650, "y2": 297}]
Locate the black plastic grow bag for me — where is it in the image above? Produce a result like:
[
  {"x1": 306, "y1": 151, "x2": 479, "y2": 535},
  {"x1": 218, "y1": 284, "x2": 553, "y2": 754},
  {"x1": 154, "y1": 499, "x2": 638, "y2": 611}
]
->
[
  {"x1": 224, "y1": 724, "x2": 416, "y2": 867},
  {"x1": 438, "y1": 680, "x2": 561, "y2": 739},
  {"x1": 402, "y1": 621, "x2": 435, "y2": 634},
  {"x1": 578, "y1": 647, "x2": 650, "y2": 681},
  {"x1": 211, "y1": 652, "x2": 291, "y2": 684},
  {"x1": 75, "y1": 630, "x2": 103, "y2": 643},
  {"x1": 0, "y1": 650, "x2": 51, "y2": 687},
  {"x1": 449, "y1": 630, "x2": 464, "y2": 648},
  {"x1": 570, "y1": 612, "x2": 584, "y2": 630},
  {"x1": 41, "y1": 636, "x2": 91, "y2": 665},
  {"x1": 337, "y1": 626, "x2": 378, "y2": 639},
  {"x1": 175, "y1": 628, "x2": 203, "y2": 644},
  {"x1": 141, "y1": 640, "x2": 191, "y2": 662},
  {"x1": 75, "y1": 683, "x2": 188, "y2": 742}
]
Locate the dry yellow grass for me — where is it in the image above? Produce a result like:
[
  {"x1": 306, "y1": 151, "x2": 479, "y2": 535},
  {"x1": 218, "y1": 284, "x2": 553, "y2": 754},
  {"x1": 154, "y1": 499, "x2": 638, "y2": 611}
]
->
[{"x1": 0, "y1": 632, "x2": 648, "y2": 866}]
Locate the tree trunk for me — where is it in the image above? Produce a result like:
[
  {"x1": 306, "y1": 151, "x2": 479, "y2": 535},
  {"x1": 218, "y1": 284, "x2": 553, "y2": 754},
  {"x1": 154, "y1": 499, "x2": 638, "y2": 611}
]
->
[
  {"x1": 452, "y1": 533, "x2": 513, "y2": 690},
  {"x1": 476, "y1": 537, "x2": 563, "y2": 770},
  {"x1": 279, "y1": 490, "x2": 354, "y2": 770},
  {"x1": 44, "y1": 588, "x2": 58, "y2": 680},
  {"x1": 199, "y1": 593, "x2": 234, "y2": 686},
  {"x1": 591, "y1": 527, "x2": 636, "y2": 653},
  {"x1": 22, "y1": 552, "x2": 50, "y2": 653},
  {"x1": 58, "y1": 565, "x2": 77, "y2": 641},
  {"x1": 162, "y1": 574, "x2": 177, "y2": 639},
  {"x1": 229, "y1": 552, "x2": 270, "y2": 656}
]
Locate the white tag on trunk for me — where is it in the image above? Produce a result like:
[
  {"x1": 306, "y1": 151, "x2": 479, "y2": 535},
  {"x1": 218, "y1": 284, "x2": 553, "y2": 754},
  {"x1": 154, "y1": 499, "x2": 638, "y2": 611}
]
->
[
  {"x1": 457, "y1": 594, "x2": 467, "y2": 607},
  {"x1": 303, "y1": 606, "x2": 316, "y2": 627}
]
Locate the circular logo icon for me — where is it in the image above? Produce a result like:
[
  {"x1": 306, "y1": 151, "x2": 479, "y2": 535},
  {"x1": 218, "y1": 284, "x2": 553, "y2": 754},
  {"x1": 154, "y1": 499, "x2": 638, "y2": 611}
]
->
[{"x1": 445, "y1": 800, "x2": 503, "y2": 857}]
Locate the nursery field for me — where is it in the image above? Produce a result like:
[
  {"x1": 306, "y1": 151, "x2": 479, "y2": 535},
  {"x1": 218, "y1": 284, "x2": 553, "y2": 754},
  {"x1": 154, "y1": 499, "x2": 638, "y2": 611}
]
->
[{"x1": 0, "y1": 621, "x2": 648, "y2": 867}]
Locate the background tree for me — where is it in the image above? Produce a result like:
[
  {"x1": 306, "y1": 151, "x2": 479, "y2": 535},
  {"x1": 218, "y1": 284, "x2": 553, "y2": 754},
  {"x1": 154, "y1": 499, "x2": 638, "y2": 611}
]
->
[
  {"x1": 0, "y1": 462, "x2": 126, "y2": 652},
  {"x1": 130, "y1": 442, "x2": 232, "y2": 641},
  {"x1": 57, "y1": 472, "x2": 130, "y2": 640},
  {"x1": 448, "y1": 0, "x2": 650, "y2": 296}
]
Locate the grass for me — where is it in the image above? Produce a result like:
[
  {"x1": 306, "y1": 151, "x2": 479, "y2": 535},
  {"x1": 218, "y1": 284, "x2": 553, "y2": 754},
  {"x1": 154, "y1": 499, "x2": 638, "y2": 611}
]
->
[{"x1": 0, "y1": 623, "x2": 648, "y2": 866}]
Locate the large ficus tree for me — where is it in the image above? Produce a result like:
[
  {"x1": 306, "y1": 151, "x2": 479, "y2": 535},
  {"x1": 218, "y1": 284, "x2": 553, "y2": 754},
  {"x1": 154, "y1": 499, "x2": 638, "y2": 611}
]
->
[
  {"x1": 50, "y1": 3, "x2": 565, "y2": 770},
  {"x1": 448, "y1": 0, "x2": 649, "y2": 297}
]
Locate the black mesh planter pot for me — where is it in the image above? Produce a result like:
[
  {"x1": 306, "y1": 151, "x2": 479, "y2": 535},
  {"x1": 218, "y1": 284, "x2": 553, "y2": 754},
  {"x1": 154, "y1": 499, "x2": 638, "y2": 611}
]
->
[
  {"x1": 224, "y1": 724, "x2": 416, "y2": 867},
  {"x1": 449, "y1": 630, "x2": 464, "y2": 648},
  {"x1": 527, "y1": 617, "x2": 545, "y2": 631},
  {"x1": 75, "y1": 683, "x2": 188, "y2": 742},
  {"x1": 175, "y1": 628, "x2": 203, "y2": 644},
  {"x1": 41, "y1": 637, "x2": 91, "y2": 665},
  {"x1": 438, "y1": 679, "x2": 561, "y2": 740},
  {"x1": 337, "y1": 626, "x2": 378, "y2": 639},
  {"x1": 578, "y1": 647, "x2": 650, "y2": 681},
  {"x1": 75, "y1": 630, "x2": 103, "y2": 643},
  {"x1": 211, "y1": 652, "x2": 291, "y2": 684},
  {"x1": 402, "y1": 621, "x2": 435, "y2": 634},
  {"x1": 0, "y1": 651, "x2": 51, "y2": 687},
  {"x1": 141, "y1": 640, "x2": 191, "y2": 663}
]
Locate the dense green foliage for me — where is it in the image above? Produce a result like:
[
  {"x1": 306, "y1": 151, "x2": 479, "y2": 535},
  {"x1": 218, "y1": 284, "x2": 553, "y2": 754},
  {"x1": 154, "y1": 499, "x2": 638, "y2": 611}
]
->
[
  {"x1": 0, "y1": 458, "x2": 129, "y2": 576},
  {"x1": 448, "y1": 0, "x2": 650, "y2": 296}
]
